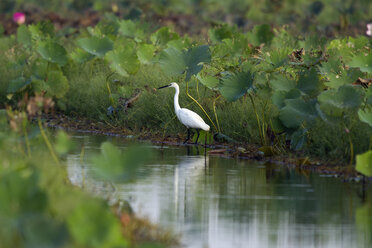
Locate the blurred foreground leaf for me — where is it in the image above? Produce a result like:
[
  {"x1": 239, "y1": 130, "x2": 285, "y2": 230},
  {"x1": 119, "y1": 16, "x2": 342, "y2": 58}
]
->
[{"x1": 356, "y1": 150, "x2": 372, "y2": 177}]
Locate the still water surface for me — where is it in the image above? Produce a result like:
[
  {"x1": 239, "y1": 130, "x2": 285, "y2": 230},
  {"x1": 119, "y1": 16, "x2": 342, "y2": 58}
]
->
[{"x1": 66, "y1": 134, "x2": 372, "y2": 248}]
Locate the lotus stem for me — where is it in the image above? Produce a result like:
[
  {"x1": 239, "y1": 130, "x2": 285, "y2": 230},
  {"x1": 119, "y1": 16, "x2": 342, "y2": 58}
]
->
[
  {"x1": 249, "y1": 93, "x2": 264, "y2": 145},
  {"x1": 213, "y1": 95, "x2": 221, "y2": 133},
  {"x1": 23, "y1": 119, "x2": 31, "y2": 157},
  {"x1": 38, "y1": 118, "x2": 60, "y2": 166},
  {"x1": 186, "y1": 82, "x2": 217, "y2": 132}
]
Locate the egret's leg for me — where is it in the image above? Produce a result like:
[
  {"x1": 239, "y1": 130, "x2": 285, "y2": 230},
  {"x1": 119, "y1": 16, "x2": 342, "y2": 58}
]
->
[
  {"x1": 194, "y1": 129, "x2": 200, "y2": 144},
  {"x1": 183, "y1": 129, "x2": 191, "y2": 144}
]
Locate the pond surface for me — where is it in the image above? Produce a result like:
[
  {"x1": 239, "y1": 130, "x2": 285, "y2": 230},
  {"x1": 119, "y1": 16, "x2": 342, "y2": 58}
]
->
[{"x1": 66, "y1": 133, "x2": 372, "y2": 248}]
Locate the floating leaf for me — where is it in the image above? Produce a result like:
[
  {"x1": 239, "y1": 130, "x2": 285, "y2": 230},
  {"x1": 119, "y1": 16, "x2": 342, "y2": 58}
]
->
[
  {"x1": 220, "y1": 71, "x2": 254, "y2": 101},
  {"x1": 279, "y1": 98, "x2": 317, "y2": 128},
  {"x1": 105, "y1": 43, "x2": 140, "y2": 77},
  {"x1": 77, "y1": 36, "x2": 113, "y2": 57},
  {"x1": 356, "y1": 150, "x2": 372, "y2": 177},
  {"x1": 37, "y1": 41, "x2": 68, "y2": 66}
]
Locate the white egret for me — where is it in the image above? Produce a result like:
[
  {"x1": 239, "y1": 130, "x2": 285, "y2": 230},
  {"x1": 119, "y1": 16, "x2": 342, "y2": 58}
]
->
[{"x1": 158, "y1": 82, "x2": 210, "y2": 144}]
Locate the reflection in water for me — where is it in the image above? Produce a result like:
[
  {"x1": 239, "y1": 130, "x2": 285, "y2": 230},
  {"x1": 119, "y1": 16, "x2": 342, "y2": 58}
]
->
[{"x1": 66, "y1": 134, "x2": 372, "y2": 248}]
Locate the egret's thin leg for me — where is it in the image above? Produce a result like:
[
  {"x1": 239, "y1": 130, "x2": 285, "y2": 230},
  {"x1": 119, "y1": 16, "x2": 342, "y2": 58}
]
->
[
  {"x1": 183, "y1": 129, "x2": 191, "y2": 144},
  {"x1": 194, "y1": 129, "x2": 200, "y2": 144}
]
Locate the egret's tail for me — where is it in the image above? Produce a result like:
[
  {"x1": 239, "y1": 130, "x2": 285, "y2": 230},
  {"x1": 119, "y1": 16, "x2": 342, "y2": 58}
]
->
[{"x1": 202, "y1": 123, "x2": 210, "y2": 131}]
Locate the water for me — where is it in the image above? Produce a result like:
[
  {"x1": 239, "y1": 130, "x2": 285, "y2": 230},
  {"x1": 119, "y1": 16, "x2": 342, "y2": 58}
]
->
[{"x1": 66, "y1": 134, "x2": 372, "y2": 248}]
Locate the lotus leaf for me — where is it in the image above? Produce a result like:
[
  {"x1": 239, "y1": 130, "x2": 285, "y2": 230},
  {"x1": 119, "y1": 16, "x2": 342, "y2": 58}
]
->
[
  {"x1": 356, "y1": 150, "x2": 372, "y2": 177},
  {"x1": 77, "y1": 36, "x2": 113, "y2": 57},
  {"x1": 219, "y1": 71, "x2": 254, "y2": 101},
  {"x1": 105, "y1": 43, "x2": 140, "y2": 77},
  {"x1": 279, "y1": 98, "x2": 317, "y2": 128},
  {"x1": 37, "y1": 41, "x2": 68, "y2": 66}
]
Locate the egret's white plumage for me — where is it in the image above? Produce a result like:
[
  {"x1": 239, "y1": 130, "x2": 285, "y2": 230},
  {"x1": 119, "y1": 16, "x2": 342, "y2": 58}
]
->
[{"x1": 158, "y1": 82, "x2": 210, "y2": 143}]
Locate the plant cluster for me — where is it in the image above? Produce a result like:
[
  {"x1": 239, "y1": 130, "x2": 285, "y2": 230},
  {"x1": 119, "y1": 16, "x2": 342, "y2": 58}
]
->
[{"x1": 1, "y1": 13, "x2": 372, "y2": 174}]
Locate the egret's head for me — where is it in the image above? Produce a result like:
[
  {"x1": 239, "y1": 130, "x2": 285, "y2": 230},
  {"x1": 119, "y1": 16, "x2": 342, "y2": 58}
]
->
[{"x1": 157, "y1": 82, "x2": 178, "y2": 90}]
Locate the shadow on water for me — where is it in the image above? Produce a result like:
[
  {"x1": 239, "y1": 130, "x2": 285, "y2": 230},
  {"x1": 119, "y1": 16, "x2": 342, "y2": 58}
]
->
[{"x1": 66, "y1": 133, "x2": 372, "y2": 248}]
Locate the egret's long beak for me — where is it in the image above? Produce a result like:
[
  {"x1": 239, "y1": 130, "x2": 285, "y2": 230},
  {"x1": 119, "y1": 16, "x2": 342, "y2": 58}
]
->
[{"x1": 157, "y1": 84, "x2": 171, "y2": 90}]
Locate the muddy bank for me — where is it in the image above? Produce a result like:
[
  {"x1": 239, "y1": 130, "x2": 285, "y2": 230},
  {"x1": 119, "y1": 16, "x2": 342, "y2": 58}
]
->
[{"x1": 40, "y1": 113, "x2": 371, "y2": 184}]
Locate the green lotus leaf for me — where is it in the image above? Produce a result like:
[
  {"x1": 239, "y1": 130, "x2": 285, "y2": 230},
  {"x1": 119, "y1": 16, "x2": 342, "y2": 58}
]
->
[
  {"x1": 269, "y1": 74, "x2": 296, "y2": 92},
  {"x1": 196, "y1": 74, "x2": 219, "y2": 90},
  {"x1": 7, "y1": 77, "x2": 30, "y2": 93},
  {"x1": 136, "y1": 44, "x2": 155, "y2": 65},
  {"x1": 271, "y1": 88, "x2": 301, "y2": 109},
  {"x1": 150, "y1": 27, "x2": 179, "y2": 47},
  {"x1": 318, "y1": 85, "x2": 362, "y2": 117},
  {"x1": 358, "y1": 108, "x2": 372, "y2": 128},
  {"x1": 159, "y1": 45, "x2": 211, "y2": 81},
  {"x1": 28, "y1": 21, "x2": 55, "y2": 41},
  {"x1": 17, "y1": 25, "x2": 32, "y2": 47},
  {"x1": 105, "y1": 43, "x2": 140, "y2": 77},
  {"x1": 208, "y1": 25, "x2": 233, "y2": 43},
  {"x1": 70, "y1": 48, "x2": 95, "y2": 63},
  {"x1": 247, "y1": 24, "x2": 274, "y2": 47},
  {"x1": 77, "y1": 36, "x2": 113, "y2": 57},
  {"x1": 37, "y1": 41, "x2": 68, "y2": 66},
  {"x1": 356, "y1": 150, "x2": 372, "y2": 177},
  {"x1": 45, "y1": 70, "x2": 69, "y2": 98},
  {"x1": 297, "y1": 68, "x2": 321, "y2": 96},
  {"x1": 220, "y1": 71, "x2": 254, "y2": 101},
  {"x1": 348, "y1": 53, "x2": 372, "y2": 73},
  {"x1": 118, "y1": 20, "x2": 145, "y2": 42},
  {"x1": 279, "y1": 98, "x2": 317, "y2": 128}
]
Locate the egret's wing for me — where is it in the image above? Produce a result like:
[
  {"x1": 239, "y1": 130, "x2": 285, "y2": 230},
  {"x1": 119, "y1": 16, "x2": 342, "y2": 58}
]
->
[{"x1": 178, "y1": 108, "x2": 210, "y2": 130}]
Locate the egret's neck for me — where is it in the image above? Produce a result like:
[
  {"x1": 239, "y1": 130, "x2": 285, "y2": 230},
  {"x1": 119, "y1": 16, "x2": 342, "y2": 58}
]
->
[{"x1": 173, "y1": 85, "x2": 181, "y2": 113}]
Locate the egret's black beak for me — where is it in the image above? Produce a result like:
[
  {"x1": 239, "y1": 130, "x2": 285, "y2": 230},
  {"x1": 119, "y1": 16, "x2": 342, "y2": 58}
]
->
[{"x1": 157, "y1": 84, "x2": 171, "y2": 90}]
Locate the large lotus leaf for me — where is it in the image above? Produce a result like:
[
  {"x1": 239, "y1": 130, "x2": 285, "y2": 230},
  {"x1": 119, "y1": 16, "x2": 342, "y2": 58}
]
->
[
  {"x1": 196, "y1": 74, "x2": 219, "y2": 90},
  {"x1": 36, "y1": 41, "x2": 68, "y2": 66},
  {"x1": 118, "y1": 20, "x2": 144, "y2": 42},
  {"x1": 17, "y1": 25, "x2": 32, "y2": 47},
  {"x1": 279, "y1": 98, "x2": 317, "y2": 128},
  {"x1": 185, "y1": 45, "x2": 211, "y2": 80},
  {"x1": 247, "y1": 24, "x2": 274, "y2": 47},
  {"x1": 297, "y1": 68, "x2": 321, "y2": 96},
  {"x1": 159, "y1": 47, "x2": 186, "y2": 76},
  {"x1": 269, "y1": 74, "x2": 296, "y2": 92},
  {"x1": 348, "y1": 53, "x2": 372, "y2": 73},
  {"x1": 91, "y1": 142, "x2": 153, "y2": 182},
  {"x1": 272, "y1": 88, "x2": 301, "y2": 109},
  {"x1": 136, "y1": 43, "x2": 155, "y2": 65},
  {"x1": 46, "y1": 70, "x2": 69, "y2": 98},
  {"x1": 318, "y1": 85, "x2": 362, "y2": 117},
  {"x1": 77, "y1": 36, "x2": 113, "y2": 57},
  {"x1": 105, "y1": 43, "x2": 140, "y2": 77},
  {"x1": 28, "y1": 21, "x2": 55, "y2": 41},
  {"x1": 70, "y1": 48, "x2": 95, "y2": 63},
  {"x1": 159, "y1": 45, "x2": 211, "y2": 81},
  {"x1": 356, "y1": 150, "x2": 372, "y2": 177},
  {"x1": 150, "y1": 27, "x2": 179, "y2": 47},
  {"x1": 7, "y1": 77, "x2": 31, "y2": 93},
  {"x1": 67, "y1": 199, "x2": 127, "y2": 248},
  {"x1": 166, "y1": 38, "x2": 192, "y2": 50},
  {"x1": 208, "y1": 25, "x2": 233, "y2": 43},
  {"x1": 220, "y1": 71, "x2": 254, "y2": 101},
  {"x1": 358, "y1": 108, "x2": 372, "y2": 128}
]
